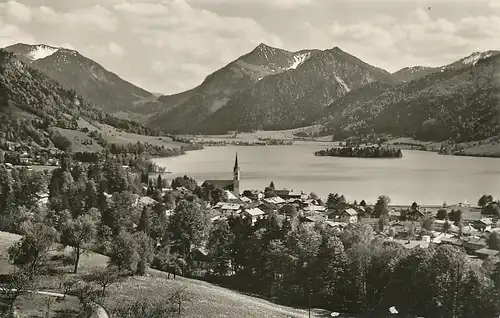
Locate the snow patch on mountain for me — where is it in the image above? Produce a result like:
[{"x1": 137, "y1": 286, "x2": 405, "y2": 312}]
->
[
  {"x1": 462, "y1": 52, "x2": 494, "y2": 66},
  {"x1": 27, "y1": 45, "x2": 59, "y2": 61},
  {"x1": 288, "y1": 53, "x2": 310, "y2": 70},
  {"x1": 334, "y1": 74, "x2": 350, "y2": 92}
]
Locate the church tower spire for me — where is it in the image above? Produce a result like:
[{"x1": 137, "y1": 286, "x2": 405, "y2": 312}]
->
[{"x1": 233, "y1": 153, "x2": 240, "y2": 198}]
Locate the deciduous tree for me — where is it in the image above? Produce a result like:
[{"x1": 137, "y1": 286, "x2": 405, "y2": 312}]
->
[{"x1": 61, "y1": 214, "x2": 97, "y2": 273}]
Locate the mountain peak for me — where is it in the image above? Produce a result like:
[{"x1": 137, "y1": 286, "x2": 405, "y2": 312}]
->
[
  {"x1": 5, "y1": 43, "x2": 79, "y2": 62},
  {"x1": 253, "y1": 43, "x2": 282, "y2": 53}
]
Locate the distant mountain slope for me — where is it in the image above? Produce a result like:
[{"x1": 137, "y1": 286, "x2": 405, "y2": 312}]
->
[
  {"x1": 195, "y1": 47, "x2": 399, "y2": 134},
  {"x1": 322, "y1": 81, "x2": 396, "y2": 121},
  {"x1": 392, "y1": 66, "x2": 439, "y2": 82},
  {"x1": 146, "y1": 44, "x2": 318, "y2": 132},
  {"x1": 5, "y1": 43, "x2": 153, "y2": 113},
  {"x1": 0, "y1": 49, "x2": 158, "y2": 151},
  {"x1": 322, "y1": 53, "x2": 500, "y2": 143},
  {"x1": 392, "y1": 51, "x2": 500, "y2": 83},
  {"x1": 444, "y1": 51, "x2": 500, "y2": 70}
]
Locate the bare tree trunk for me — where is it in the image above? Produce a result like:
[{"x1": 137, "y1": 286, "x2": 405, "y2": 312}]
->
[{"x1": 73, "y1": 246, "x2": 80, "y2": 274}]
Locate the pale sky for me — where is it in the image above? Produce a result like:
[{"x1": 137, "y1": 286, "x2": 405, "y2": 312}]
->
[{"x1": 0, "y1": 0, "x2": 499, "y2": 94}]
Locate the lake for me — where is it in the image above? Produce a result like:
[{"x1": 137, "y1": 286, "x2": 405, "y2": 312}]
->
[{"x1": 152, "y1": 143, "x2": 500, "y2": 205}]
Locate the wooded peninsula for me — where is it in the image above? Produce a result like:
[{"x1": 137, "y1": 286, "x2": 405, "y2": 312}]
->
[{"x1": 314, "y1": 146, "x2": 403, "y2": 158}]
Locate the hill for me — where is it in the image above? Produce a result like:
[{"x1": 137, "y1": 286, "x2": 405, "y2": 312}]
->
[
  {"x1": 0, "y1": 49, "x2": 181, "y2": 153},
  {"x1": 4, "y1": 43, "x2": 154, "y2": 114},
  {"x1": 0, "y1": 231, "x2": 324, "y2": 318},
  {"x1": 321, "y1": 52, "x2": 500, "y2": 143},
  {"x1": 146, "y1": 43, "x2": 320, "y2": 132}
]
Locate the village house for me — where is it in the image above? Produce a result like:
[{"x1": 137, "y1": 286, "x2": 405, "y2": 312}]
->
[
  {"x1": 263, "y1": 196, "x2": 286, "y2": 205},
  {"x1": 191, "y1": 248, "x2": 211, "y2": 270},
  {"x1": 303, "y1": 204, "x2": 327, "y2": 214},
  {"x1": 242, "y1": 207, "x2": 265, "y2": 224},
  {"x1": 134, "y1": 196, "x2": 158, "y2": 209},
  {"x1": 325, "y1": 221, "x2": 348, "y2": 231},
  {"x1": 462, "y1": 237, "x2": 488, "y2": 253},
  {"x1": 274, "y1": 189, "x2": 305, "y2": 200},
  {"x1": 340, "y1": 208, "x2": 358, "y2": 224},
  {"x1": 302, "y1": 214, "x2": 326, "y2": 224},
  {"x1": 475, "y1": 248, "x2": 500, "y2": 260},
  {"x1": 36, "y1": 192, "x2": 49, "y2": 207},
  {"x1": 241, "y1": 190, "x2": 263, "y2": 201},
  {"x1": 437, "y1": 236, "x2": 463, "y2": 247},
  {"x1": 472, "y1": 218, "x2": 494, "y2": 231},
  {"x1": 388, "y1": 238, "x2": 430, "y2": 250},
  {"x1": 219, "y1": 203, "x2": 243, "y2": 216}
]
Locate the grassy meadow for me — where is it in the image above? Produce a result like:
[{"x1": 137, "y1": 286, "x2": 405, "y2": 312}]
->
[{"x1": 0, "y1": 231, "x2": 333, "y2": 318}]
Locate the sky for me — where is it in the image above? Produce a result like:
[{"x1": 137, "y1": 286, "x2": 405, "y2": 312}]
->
[{"x1": 0, "y1": 0, "x2": 499, "y2": 94}]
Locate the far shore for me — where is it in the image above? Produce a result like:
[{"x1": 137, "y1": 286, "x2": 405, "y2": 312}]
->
[{"x1": 176, "y1": 129, "x2": 500, "y2": 158}]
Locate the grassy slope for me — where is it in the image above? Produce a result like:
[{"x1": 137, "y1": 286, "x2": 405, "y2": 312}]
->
[
  {"x1": 52, "y1": 118, "x2": 185, "y2": 153},
  {"x1": 0, "y1": 232, "x2": 325, "y2": 318}
]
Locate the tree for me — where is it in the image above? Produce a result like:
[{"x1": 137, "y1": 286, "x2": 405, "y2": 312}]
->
[
  {"x1": 448, "y1": 209, "x2": 463, "y2": 225},
  {"x1": 421, "y1": 217, "x2": 434, "y2": 232},
  {"x1": 168, "y1": 200, "x2": 210, "y2": 259},
  {"x1": 373, "y1": 195, "x2": 390, "y2": 218},
  {"x1": 443, "y1": 220, "x2": 451, "y2": 233},
  {"x1": 85, "y1": 267, "x2": 121, "y2": 296},
  {"x1": 264, "y1": 186, "x2": 275, "y2": 198},
  {"x1": 137, "y1": 205, "x2": 151, "y2": 235},
  {"x1": 407, "y1": 222, "x2": 416, "y2": 238},
  {"x1": 134, "y1": 231, "x2": 155, "y2": 276},
  {"x1": 157, "y1": 174, "x2": 163, "y2": 191},
  {"x1": 207, "y1": 219, "x2": 235, "y2": 276},
  {"x1": 483, "y1": 203, "x2": 500, "y2": 217},
  {"x1": 61, "y1": 214, "x2": 97, "y2": 273},
  {"x1": 75, "y1": 283, "x2": 102, "y2": 316},
  {"x1": 168, "y1": 287, "x2": 192, "y2": 315},
  {"x1": 436, "y1": 208, "x2": 448, "y2": 220},
  {"x1": 8, "y1": 222, "x2": 58, "y2": 276},
  {"x1": 309, "y1": 192, "x2": 319, "y2": 200},
  {"x1": 478, "y1": 194, "x2": 494, "y2": 208},
  {"x1": 60, "y1": 277, "x2": 79, "y2": 300},
  {"x1": 269, "y1": 181, "x2": 275, "y2": 190},
  {"x1": 388, "y1": 227, "x2": 396, "y2": 237},
  {"x1": 377, "y1": 216, "x2": 389, "y2": 233},
  {"x1": 1, "y1": 268, "x2": 39, "y2": 311},
  {"x1": 360, "y1": 200, "x2": 367, "y2": 207},
  {"x1": 411, "y1": 202, "x2": 418, "y2": 211},
  {"x1": 108, "y1": 230, "x2": 139, "y2": 274},
  {"x1": 487, "y1": 231, "x2": 500, "y2": 251}
]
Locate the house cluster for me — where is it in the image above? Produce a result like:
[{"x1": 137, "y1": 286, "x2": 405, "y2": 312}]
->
[
  {"x1": 379, "y1": 203, "x2": 500, "y2": 262},
  {"x1": 0, "y1": 142, "x2": 61, "y2": 167}
]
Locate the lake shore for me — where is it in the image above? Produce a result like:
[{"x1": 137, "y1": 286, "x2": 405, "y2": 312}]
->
[{"x1": 152, "y1": 145, "x2": 500, "y2": 206}]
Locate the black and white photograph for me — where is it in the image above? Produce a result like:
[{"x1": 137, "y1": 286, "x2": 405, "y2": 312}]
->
[{"x1": 0, "y1": 0, "x2": 499, "y2": 317}]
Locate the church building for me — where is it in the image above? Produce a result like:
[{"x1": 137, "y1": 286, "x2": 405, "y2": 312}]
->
[{"x1": 202, "y1": 153, "x2": 240, "y2": 198}]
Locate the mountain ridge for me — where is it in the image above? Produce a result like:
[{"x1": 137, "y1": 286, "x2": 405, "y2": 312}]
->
[
  {"x1": 5, "y1": 43, "x2": 154, "y2": 114},
  {"x1": 321, "y1": 52, "x2": 500, "y2": 143},
  {"x1": 148, "y1": 44, "x2": 400, "y2": 134}
]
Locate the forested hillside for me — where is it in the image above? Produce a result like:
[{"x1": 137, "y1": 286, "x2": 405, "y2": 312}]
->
[
  {"x1": 0, "y1": 50, "x2": 161, "y2": 152},
  {"x1": 322, "y1": 54, "x2": 500, "y2": 143}
]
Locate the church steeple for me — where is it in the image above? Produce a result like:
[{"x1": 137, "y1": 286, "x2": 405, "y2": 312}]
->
[{"x1": 233, "y1": 153, "x2": 240, "y2": 198}]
